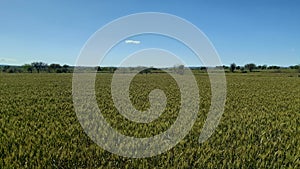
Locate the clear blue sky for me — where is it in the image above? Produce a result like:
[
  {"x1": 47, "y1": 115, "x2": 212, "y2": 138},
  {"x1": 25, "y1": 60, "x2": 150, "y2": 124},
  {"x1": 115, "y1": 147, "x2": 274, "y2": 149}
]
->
[{"x1": 0, "y1": 0, "x2": 299, "y2": 66}]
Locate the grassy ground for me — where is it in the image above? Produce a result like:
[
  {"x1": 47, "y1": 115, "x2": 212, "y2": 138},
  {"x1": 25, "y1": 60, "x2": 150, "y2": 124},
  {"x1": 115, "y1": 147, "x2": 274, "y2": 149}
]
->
[{"x1": 0, "y1": 73, "x2": 299, "y2": 168}]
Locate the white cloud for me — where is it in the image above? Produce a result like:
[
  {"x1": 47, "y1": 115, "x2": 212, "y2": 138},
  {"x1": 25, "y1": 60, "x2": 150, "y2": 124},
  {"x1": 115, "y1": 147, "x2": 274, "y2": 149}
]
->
[
  {"x1": 0, "y1": 58, "x2": 17, "y2": 63},
  {"x1": 125, "y1": 40, "x2": 141, "y2": 44}
]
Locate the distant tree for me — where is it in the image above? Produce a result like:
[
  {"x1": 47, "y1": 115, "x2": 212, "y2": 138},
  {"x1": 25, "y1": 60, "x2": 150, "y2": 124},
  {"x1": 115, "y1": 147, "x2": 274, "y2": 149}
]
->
[
  {"x1": 95, "y1": 66, "x2": 102, "y2": 72},
  {"x1": 148, "y1": 67, "x2": 158, "y2": 73},
  {"x1": 230, "y1": 63, "x2": 236, "y2": 72},
  {"x1": 22, "y1": 64, "x2": 33, "y2": 73},
  {"x1": 267, "y1": 65, "x2": 280, "y2": 69},
  {"x1": 262, "y1": 65, "x2": 267, "y2": 70},
  {"x1": 223, "y1": 65, "x2": 229, "y2": 69},
  {"x1": 236, "y1": 66, "x2": 241, "y2": 70},
  {"x1": 178, "y1": 65, "x2": 184, "y2": 75},
  {"x1": 62, "y1": 64, "x2": 69, "y2": 68},
  {"x1": 31, "y1": 62, "x2": 48, "y2": 73},
  {"x1": 139, "y1": 68, "x2": 151, "y2": 74},
  {"x1": 173, "y1": 65, "x2": 184, "y2": 75},
  {"x1": 297, "y1": 65, "x2": 300, "y2": 73},
  {"x1": 62, "y1": 64, "x2": 70, "y2": 73},
  {"x1": 2, "y1": 66, "x2": 10, "y2": 72},
  {"x1": 8, "y1": 68, "x2": 16, "y2": 73},
  {"x1": 240, "y1": 66, "x2": 248, "y2": 73},
  {"x1": 49, "y1": 63, "x2": 61, "y2": 73},
  {"x1": 200, "y1": 66, "x2": 207, "y2": 71},
  {"x1": 50, "y1": 63, "x2": 61, "y2": 69},
  {"x1": 109, "y1": 67, "x2": 117, "y2": 73},
  {"x1": 287, "y1": 65, "x2": 299, "y2": 73},
  {"x1": 99, "y1": 67, "x2": 116, "y2": 73},
  {"x1": 245, "y1": 63, "x2": 256, "y2": 72}
]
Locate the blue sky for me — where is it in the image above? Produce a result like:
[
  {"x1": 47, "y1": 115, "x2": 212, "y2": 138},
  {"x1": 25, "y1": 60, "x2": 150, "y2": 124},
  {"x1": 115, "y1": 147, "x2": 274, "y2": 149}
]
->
[{"x1": 0, "y1": 0, "x2": 299, "y2": 66}]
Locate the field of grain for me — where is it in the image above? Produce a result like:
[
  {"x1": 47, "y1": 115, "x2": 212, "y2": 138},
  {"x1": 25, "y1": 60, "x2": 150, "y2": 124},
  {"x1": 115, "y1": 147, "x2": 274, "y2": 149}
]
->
[{"x1": 0, "y1": 73, "x2": 299, "y2": 168}]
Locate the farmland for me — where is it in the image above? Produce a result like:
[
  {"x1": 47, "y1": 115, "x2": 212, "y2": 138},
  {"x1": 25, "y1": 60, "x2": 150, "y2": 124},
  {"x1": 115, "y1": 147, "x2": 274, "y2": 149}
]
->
[{"x1": 0, "y1": 72, "x2": 299, "y2": 168}]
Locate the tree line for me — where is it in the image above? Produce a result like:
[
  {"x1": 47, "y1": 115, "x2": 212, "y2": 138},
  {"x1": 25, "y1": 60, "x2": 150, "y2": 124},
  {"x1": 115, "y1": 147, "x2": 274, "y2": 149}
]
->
[
  {"x1": 1, "y1": 62, "x2": 72, "y2": 73},
  {"x1": 227, "y1": 63, "x2": 300, "y2": 73},
  {"x1": 0, "y1": 61, "x2": 299, "y2": 74}
]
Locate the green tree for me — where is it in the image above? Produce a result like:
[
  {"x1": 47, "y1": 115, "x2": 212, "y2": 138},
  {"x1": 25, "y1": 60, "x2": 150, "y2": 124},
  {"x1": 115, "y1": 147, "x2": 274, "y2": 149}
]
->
[
  {"x1": 95, "y1": 66, "x2": 102, "y2": 72},
  {"x1": 262, "y1": 65, "x2": 267, "y2": 70},
  {"x1": 22, "y1": 64, "x2": 33, "y2": 73},
  {"x1": 62, "y1": 64, "x2": 70, "y2": 73},
  {"x1": 230, "y1": 63, "x2": 236, "y2": 72},
  {"x1": 245, "y1": 63, "x2": 256, "y2": 72},
  {"x1": 49, "y1": 63, "x2": 62, "y2": 72},
  {"x1": 2, "y1": 66, "x2": 10, "y2": 72},
  {"x1": 268, "y1": 65, "x2": 280, "y2": 69},
  {"x1": 31, "y1": 62, "x2": 48, "y2": 73}
]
